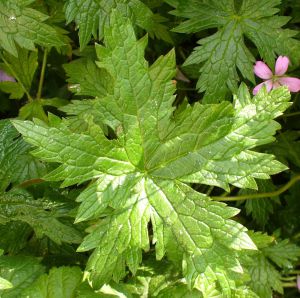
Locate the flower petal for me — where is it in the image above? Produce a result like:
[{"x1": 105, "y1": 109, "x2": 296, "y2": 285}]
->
[
  {"x1": 275, "y1": 56, "x2": 289, "y2": 76},
  {"x1": 0, "y1": 70, "x2": 15, "y2": 82},
  {"x1": 254, "y1": 61, "x2": 273, "y2": 79},
  {"x1": 278, "y1": 77, "x2": 300, "y2": 92},
  {"x1": 253, "y1": 80, "x2": 273, "y2": 95}
]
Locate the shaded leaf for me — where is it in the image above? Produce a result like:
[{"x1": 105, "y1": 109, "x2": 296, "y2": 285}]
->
[
  {"x1": 0, "y1": 189, "x2": 82, "y2": 245},
  {"x1": 0, "y1": 119, "x2": 46, "y2": 192}
]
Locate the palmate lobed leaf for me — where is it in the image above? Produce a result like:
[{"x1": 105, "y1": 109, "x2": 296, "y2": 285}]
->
[
  {"x1": 169, "y1": 0, "x2": 300, "y2": 103},
  {"x1": 13, "y1": 7, "x2": 290, "y2": 292}
]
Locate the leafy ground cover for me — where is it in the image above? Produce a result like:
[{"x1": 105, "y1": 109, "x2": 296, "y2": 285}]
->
[{"x1": 0, "y1": 0, "x2": 300, "y2": 297}]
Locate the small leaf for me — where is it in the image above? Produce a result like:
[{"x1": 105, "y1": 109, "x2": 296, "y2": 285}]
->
[{"x1": 19, "y1": 100, "x2": 48, "y2": 122}]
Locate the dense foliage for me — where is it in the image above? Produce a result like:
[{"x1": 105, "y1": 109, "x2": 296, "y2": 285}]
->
[{"x1": 0, "y1": 0, "x2": 300, "y2": 297}]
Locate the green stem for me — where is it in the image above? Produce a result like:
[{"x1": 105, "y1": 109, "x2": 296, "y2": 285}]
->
[
  {"x1": 36, "y1": 48, "x2": 48, "y2": 100},
  {"x1": 281, "y1": 276, "x2": 296, "y2": 281},
  {"x1": 0, "y1": 52, "x2": 33, "y2": 101},
  {"x1": 206, "y1": 186, "x2": 214, "y2": 196},
  {"x1": 280, "y1": 111, "x2": 300, "y2": 118},
  {"x1": 288, "y1": 270, "x2": 300, "y2": 274},
  {"x1": 293, "y1": 232, "x2": 300, "y2": 239},
  {"x1": 282, "y1": 282, "x2": 297, "y2": 288},
  {"x1": 212, "y1": 174, "x2": 300, "y2": 201}
]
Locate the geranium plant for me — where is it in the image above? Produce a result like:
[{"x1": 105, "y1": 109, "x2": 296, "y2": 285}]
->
[{"x1": 0, "y1": 1, "x2": 300, "y2": 297}]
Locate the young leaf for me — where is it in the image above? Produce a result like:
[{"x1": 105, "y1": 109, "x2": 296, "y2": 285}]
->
[
  {"x1": 13, "y1": 8, "x2": 290, "y2": 290},
  {"x1": 0, "y1": 0, "x2": 66, "y2": 56},
  {"x1": 64, "y1": 0, "x2": 171, "y2": 50},
  {"x1": 21, "y1": 266, "x2": 82, "y2": 298},
  {"x1": 169, "y1": 0, "x2": 300, "y2": 102},
  {"x1": 63, "y1": 56, "x2": 112, "y2": 97}
]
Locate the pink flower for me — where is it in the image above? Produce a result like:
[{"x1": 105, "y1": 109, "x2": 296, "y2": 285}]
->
[
  {"x1": 253, "y1": 56, "x2": 300, "y2": 95},
  {"x1": 0, "y1": 69, "x2": 15, "y2": 82}
]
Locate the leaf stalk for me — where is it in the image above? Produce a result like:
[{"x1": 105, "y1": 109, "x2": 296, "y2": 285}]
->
[
  {"x1": 36, "y1": 48, "x2": 48, "y2": 100},
  {"x1": 212, "y1": 174, "x2": 300, "y2": 201}
]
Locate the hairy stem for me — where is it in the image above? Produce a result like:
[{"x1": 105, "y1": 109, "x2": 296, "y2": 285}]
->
[
  {"x1": 281, "y1": 111, "x2": 300, "y2": 118},
  {"x1": 212, "y1": 174, "x2": 300, "y2": 201},
  {"x1": 282, "y1": 282, "x2": 297, "y2": 288},
  {"x1": 36, "y1": 48, "x2": 48, "y2": 100}
]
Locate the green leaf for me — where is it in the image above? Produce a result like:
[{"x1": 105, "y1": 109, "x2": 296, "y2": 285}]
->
[
  {"x1": 246, "y1": 232, "x2": 300, "y2": 298},
  {"x1": 0, "y1": 0, "x2": 66, "y2": 56},
  {"x1": 263, "y1": 131, "x2": 300, "y2": 168},
  {"x1": 63, "y1": 56, "x2": 112, "y2": 97},
  {"x1": 64, "y1": 0, "x2": 171, "y2": 50},
  {"x1": 0, "y1": 189, "x2": 82, "y2": 244},
  {"x1": 248, "y1": 231, "x2": 274, "y2": 249},
  {"x1": 262, "y1": 239, "x2": 300, "y2": 269},
  {"x1": 240, "y1": 180, "x2": 279, "y2": 227},
  {"x1": 157, "y1": 283, "x2": 202, "y2": 297},
  {"x1": 13, "y1": 9, "x2": 290, "y2": 291},
  {"x1": 0, "y1": 47, "x2": 38, "y2": 99},
  {"x1": 19, "y1": 100, "x2": 48, "y2": 122},
  {"x1": 0, "y1": 119, "x2": 46, "y2": 192},
  {"x1": 0, "y1": 256, "x2": 45, "y2": 298},
  {"x1": 0, "y1": 222, "x2": 32, "y2": 254},
  {"x1": 170, "y1": 0, "x2": 300, "y2": 102},
  {"x1": 0, "y1": 82, "x2": 24, "y2": 99},
  {"x1": 248, "y1": 254, "x2": 283, "y2": 298},
  {"x1": 117, "y1": 257, "x2": 180, "y2": 296},
  {"x1": 21, "y1": 266, "x2": 82, "y2": 298}
]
